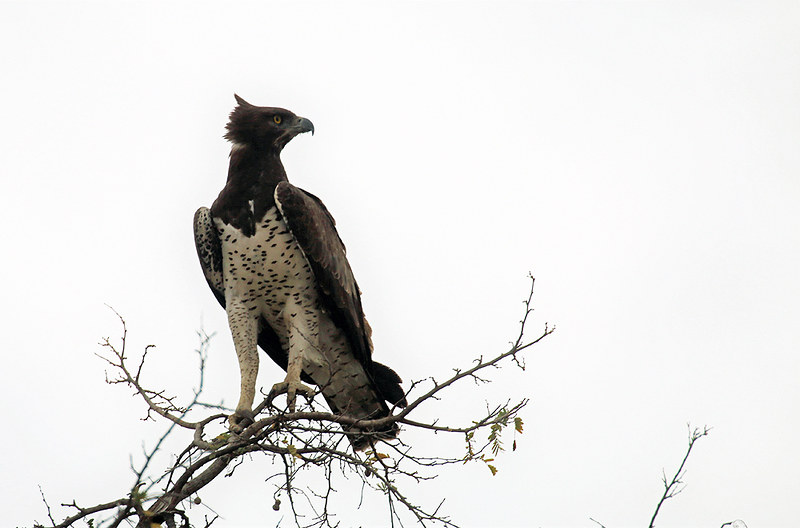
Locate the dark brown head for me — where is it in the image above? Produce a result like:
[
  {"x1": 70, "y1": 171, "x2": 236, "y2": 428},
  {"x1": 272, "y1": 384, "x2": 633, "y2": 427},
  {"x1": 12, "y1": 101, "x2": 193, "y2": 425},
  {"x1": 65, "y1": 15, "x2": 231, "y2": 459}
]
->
[{"x1": 224, "y1": 94, "x2": 314, "y2": 151}]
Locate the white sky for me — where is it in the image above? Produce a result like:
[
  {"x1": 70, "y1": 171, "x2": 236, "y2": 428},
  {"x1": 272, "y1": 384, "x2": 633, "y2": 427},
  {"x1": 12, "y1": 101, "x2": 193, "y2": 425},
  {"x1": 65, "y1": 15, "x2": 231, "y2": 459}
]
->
[{"x1": 1, "y1": 2, "x2": 799, "y2": 527}]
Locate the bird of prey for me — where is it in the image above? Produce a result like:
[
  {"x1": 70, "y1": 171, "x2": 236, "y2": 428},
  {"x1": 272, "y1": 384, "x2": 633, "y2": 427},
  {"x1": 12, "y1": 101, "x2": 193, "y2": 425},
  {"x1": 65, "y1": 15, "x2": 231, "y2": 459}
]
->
[{"x1": 193, "y1": 95, "x2": 406, "y2": 448}]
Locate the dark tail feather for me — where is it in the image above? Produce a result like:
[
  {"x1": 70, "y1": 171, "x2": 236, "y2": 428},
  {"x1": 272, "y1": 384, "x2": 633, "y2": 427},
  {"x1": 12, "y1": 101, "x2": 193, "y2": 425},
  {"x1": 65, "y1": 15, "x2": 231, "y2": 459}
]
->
[
  {"x1": 322, "y1": 394, "x2": 400, "y2": 451},
  {"x1": 323, "y1": 361, "x2": 405, "y2": 450},
  {"x1": 371, "y1": 361, "x2": 407, "y2": 408},
  {"x1": 348, "y1": 422, "x2": 400, "y2": 451},
  {"x1": 320, "y1": 361, "x2": 406, "y2": 450}
]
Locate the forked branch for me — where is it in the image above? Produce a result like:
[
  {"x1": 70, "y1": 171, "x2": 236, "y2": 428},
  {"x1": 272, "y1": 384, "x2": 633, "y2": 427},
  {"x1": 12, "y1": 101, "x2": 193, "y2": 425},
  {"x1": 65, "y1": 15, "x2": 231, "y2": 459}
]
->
[
  {"x1": 36, "y1": 276, "x2": 550, "y2": 528},
  {"x1": 648, "y1": 424, "x2": 711, "y2": 528}
]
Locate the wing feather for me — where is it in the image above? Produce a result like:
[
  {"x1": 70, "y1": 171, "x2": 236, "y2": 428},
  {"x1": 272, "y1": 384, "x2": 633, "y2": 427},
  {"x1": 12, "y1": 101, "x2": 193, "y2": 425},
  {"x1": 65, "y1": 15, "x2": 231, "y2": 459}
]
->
[
  {"x1": 275, "y1": 183, "x2": 407, "y2": 407},
  {"x1": 193, "y1": 207, "x2": 225, "y2": 306},
  {"x1": 275, "y1": 182, "x2": 371, "y2": 364}
]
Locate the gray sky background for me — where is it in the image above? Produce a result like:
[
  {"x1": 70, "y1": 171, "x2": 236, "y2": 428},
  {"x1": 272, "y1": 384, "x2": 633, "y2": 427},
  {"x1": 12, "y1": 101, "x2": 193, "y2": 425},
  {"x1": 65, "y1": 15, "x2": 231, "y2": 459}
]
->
[{"x1": 2, "y1": 2, "x2": 799, "y2": 527}]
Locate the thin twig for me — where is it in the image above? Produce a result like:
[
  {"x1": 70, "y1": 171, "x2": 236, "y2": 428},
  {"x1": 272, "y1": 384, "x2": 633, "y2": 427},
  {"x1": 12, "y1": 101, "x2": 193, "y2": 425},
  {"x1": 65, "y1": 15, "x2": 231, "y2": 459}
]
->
[
  {"x1": 38, "y1": 276, "x2": 549, "y2": 528},
  {"x1": 648, "y1": 424, "x2": 711, "y2": 528}
]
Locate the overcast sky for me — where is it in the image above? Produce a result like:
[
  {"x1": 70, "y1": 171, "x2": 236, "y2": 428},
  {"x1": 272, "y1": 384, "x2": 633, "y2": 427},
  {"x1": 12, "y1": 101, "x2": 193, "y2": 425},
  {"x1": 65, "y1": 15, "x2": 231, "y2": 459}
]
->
[{"x1": 2, "y1": 2, "x2": 799, "y2": 527}]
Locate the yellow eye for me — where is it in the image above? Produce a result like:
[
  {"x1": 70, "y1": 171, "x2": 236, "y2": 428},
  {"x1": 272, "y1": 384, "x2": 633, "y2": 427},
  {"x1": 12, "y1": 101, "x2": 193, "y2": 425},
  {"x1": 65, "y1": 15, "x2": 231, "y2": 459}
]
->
[{"x1": 273, "y1": 115, "x2": 282, "y2": 124}]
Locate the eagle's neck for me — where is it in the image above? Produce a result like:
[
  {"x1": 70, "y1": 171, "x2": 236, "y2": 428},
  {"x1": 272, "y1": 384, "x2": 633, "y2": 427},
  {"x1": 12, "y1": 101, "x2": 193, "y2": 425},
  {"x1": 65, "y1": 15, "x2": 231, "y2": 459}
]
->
[
  {"x1": 210, "y1": 145, "x2": 287, "y2": 236},
  {"x1": 229, "y1": 144, "x2": 287, "y2": 185}
]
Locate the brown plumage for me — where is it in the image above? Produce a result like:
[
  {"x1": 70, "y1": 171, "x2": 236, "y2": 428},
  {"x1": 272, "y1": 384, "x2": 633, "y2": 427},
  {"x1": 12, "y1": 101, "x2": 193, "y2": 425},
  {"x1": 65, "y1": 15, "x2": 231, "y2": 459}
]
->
[{"x1": 193, "y1": 95, "x2": 406, "y2": 449}]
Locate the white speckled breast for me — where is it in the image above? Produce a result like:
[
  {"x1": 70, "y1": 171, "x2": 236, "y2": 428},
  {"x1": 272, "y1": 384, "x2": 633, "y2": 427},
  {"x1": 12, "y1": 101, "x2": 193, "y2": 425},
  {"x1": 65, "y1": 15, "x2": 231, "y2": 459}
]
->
[
  {"x1": 215, "y1": 207, "x2": 318, "y2": 340},
  {"x1": 215, "y1": 206, "x2": 379, "y2": 417}
]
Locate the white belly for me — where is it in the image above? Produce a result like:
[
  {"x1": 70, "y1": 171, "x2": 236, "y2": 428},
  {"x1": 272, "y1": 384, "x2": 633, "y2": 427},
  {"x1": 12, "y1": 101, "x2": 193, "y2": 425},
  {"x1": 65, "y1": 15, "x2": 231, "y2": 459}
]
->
[
  {"x1": 215, "y1": 207, "x2": 343, "y2": 380},
  {"x1": 215, "y1": 206, "x2": 382, "y2": 419},
  {"x1": 216, "y1": 207, "x2": 313, "y2": 318}
]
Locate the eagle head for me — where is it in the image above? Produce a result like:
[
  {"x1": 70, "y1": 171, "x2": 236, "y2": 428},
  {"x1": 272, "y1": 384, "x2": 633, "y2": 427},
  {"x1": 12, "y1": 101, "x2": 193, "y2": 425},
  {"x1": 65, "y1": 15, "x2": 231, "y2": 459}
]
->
[{"x1": 224, "y1": 94, "x2": 314, "y2": 150}]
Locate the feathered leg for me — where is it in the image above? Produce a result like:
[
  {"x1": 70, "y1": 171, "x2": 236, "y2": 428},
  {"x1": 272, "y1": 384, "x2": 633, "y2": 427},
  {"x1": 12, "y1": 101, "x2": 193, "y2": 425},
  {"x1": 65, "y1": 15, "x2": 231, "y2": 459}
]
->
[
  {"x1": 268, "y1": 299, "x2": 316, "y2": 412},
  {"x1": 227, "y1": 299, "x2": 259, "y2": 430}
]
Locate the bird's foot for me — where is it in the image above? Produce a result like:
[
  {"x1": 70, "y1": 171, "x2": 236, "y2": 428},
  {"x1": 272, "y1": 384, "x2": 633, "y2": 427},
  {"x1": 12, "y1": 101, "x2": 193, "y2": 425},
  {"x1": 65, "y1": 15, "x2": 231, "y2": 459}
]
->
[
  {"x1": 267, "y1": 379, "x2": 315, "y2": 412},
  {"x1": 228, "y1": 408, "x2": 255, "y2": 433}
]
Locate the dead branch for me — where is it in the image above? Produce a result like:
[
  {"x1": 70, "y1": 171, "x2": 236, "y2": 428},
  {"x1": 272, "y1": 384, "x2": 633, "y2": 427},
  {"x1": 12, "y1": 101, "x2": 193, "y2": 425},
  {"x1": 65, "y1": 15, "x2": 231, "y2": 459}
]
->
[
  {"x1": 35, "y1": 276, "x2": 549, "y2": 528},
  {"x1": 648, "y1": 424, "x2": 711, "y2": 528}
]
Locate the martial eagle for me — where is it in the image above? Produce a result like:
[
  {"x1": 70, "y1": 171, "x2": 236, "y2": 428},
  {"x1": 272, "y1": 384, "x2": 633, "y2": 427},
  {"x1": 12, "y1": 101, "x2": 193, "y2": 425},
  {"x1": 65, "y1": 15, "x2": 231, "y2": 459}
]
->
[{"x1": 193, "y1": 95, "x2": 406, "y2": 448}]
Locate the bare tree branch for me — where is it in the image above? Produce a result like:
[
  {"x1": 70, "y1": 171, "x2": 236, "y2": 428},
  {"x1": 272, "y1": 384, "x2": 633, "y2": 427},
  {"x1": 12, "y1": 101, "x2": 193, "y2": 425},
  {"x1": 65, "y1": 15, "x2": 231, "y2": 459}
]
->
[
  {"x1": 648, "y1": 424, "x2": 711, "y2": 528},
  {"x1": 589, "y1": 517, "x2": 607, "y2": 528},
  {"x1": 97, "y1": 308, "x2": 199, "y2": 430},
  {"x1": 36, "y1": 276, "x2": 550, "y2": 528}
]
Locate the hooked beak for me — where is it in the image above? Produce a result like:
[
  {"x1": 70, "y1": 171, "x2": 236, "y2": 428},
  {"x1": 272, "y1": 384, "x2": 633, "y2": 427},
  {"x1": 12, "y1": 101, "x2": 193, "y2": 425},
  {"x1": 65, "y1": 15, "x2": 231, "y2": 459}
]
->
[
  {"x1": 294, "y1": 116, "x2": 314, "y2": 136},
  {"x1": 275, "y1": 115, "x2": 315, "y2": 149}
]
